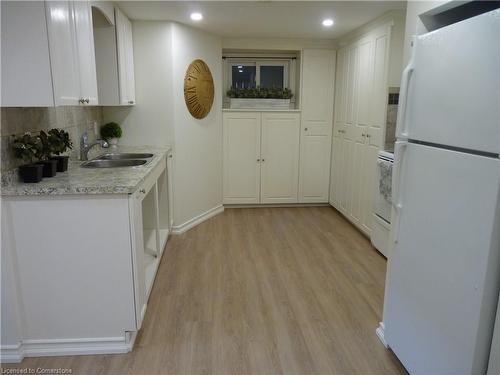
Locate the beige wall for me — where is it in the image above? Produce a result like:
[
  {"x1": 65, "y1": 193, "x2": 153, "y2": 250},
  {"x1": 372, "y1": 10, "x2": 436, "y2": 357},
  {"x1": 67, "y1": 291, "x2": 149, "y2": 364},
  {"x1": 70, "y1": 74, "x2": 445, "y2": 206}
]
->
[
  {"x1": 402, "y1": 1, "x2": 449, "y2": 66},
  {"x1": 103, "y1": 21, "x2": 223, "y2": 228},
  {"x1": 103, "y1": 21, "x2": 174, "y2": 148},
  {"x1": 171, "y1": 23, "x2": 223, "y2": 227},
  {"x1": 222, "y1": 37, "x2": 336, "y2": 51}
]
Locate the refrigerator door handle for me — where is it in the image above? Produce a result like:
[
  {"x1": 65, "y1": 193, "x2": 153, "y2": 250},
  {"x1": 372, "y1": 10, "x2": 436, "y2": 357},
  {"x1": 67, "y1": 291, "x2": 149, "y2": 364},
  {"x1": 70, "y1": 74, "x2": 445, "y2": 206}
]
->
[
  {"x1": 396, "y1": 37, "x2": 416, "y2": 139},
  {"x1": 391, "y1": 141, "x2": 408, "y2": 244}
]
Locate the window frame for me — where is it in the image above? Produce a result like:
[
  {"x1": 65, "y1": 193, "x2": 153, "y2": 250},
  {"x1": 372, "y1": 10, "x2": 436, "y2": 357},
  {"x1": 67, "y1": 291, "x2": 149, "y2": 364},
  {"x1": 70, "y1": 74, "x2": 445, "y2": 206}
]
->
[{"x1": 227, "y1": 58, "x2": 290, "y2": 91}]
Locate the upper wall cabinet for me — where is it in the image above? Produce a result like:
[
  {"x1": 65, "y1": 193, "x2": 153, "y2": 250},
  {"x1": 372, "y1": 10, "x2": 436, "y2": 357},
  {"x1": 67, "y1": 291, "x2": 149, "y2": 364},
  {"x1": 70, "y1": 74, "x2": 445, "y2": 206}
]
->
[
  {"x1": 46, "y1": 1, "x2": 98, "y2": 106},
  {"x1": 1, "y1": 1, "x2": 55, "y2": 107},
  {"x1": 115, "y1": 7, "x2": 136, "y2": 105},
  {"x1": 1, "y1": 1, "x2": 135, "y2": 107},
  {"x1": 299, "y1": 49, "x2": 336, "y2": 203},
  {"x1": 93, "y1": 5, "x2": 136, "y2": 106}
]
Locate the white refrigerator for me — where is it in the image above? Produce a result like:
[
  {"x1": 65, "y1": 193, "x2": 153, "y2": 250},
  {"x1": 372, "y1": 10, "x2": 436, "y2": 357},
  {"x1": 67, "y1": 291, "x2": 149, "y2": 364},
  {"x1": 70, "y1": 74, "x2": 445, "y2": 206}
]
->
[{"x1": 383, "y1": 9, "x2": 500, "y2": 375}]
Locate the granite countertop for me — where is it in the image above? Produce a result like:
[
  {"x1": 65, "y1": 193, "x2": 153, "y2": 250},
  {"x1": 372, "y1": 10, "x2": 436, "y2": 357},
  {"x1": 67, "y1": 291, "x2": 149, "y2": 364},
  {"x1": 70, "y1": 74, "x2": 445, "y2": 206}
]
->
[{"x1": 1, "y1": 146, "x2": 171, "y2": 197}]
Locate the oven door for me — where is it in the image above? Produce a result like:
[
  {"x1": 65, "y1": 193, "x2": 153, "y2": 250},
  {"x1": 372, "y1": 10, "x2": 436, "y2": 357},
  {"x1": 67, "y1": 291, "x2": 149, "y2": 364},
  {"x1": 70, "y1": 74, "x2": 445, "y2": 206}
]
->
[{"x1": 373, "y1": 156, "x2": 393, "y2": 223}]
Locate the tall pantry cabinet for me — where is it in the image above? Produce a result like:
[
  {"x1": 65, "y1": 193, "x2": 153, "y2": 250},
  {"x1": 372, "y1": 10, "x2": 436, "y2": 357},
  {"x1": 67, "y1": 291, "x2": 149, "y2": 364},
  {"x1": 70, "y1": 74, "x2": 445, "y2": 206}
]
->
[
  {"x1": 330, "y1": 24, "x2": 391, "y2": 235},
  {"x1": 299, "y1": 49, "x2": 336, "y2": 203}
]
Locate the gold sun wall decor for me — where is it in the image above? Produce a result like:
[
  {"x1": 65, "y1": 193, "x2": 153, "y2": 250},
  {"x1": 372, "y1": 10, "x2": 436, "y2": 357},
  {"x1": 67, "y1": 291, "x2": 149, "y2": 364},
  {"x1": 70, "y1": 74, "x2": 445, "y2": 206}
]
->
[{"x1": 184, "y1": 59, "x2": 214, "y2": 119}]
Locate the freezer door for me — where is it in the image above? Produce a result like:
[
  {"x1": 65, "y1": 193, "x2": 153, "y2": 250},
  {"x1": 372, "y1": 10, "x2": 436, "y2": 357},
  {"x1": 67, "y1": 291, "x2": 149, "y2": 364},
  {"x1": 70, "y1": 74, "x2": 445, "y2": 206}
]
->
[
  {"x1": 398, "y1": 9, "x2": 500, "y2": 154},
  {"x1": 385, "y1": 142, "x2": 500, "y2": 374}
]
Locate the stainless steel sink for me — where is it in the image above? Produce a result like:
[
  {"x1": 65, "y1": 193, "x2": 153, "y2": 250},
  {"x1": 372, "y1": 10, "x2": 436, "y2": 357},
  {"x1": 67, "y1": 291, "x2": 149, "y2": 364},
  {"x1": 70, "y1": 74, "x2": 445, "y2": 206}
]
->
[
  {"x1": 97, "y1": 153, "x2": 154, "y2": 160},
  {"x1": 81, "y1": 159, "x2": 147, "y2": 168}
]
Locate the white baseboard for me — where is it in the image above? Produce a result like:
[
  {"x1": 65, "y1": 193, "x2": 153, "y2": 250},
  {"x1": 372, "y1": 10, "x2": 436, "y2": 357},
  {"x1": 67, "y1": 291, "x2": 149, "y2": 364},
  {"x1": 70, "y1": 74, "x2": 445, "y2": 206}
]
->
[
  {"x1": 171, "y1": 205, "x2": 224, "y2": 235},
  {"x1": 1, "y1": 334, "x2": 135, "y2": 363},
  {"x1": 376, "y1": 322, "x2": 388, "y2": 348},
  {"x1": 224, "y1": 203, "x2": 330, "y2": 208}
]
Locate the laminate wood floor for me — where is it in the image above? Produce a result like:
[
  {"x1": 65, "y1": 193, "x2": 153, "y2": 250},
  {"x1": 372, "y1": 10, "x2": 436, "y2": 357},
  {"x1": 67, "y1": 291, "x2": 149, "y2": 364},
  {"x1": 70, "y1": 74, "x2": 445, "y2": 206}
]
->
[{"x1": 3, "y1": 207, "x2": 406, "y2": 375}]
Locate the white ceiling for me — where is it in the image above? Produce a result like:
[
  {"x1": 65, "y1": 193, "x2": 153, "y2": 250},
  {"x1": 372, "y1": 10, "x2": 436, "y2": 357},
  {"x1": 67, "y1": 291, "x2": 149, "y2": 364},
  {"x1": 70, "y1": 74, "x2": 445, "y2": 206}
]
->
[{"x1": 116, "y1": 1, "x2": 407, "y2": 40}]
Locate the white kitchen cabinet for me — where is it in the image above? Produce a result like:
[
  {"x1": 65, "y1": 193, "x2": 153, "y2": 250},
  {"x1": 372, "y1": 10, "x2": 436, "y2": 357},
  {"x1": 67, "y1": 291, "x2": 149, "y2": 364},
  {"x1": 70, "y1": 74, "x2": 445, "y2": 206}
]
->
[
  {"x1": 223, "y1": 112, "x2": 261, "y2": 204},
  {"x1": 115, "y1": 6, "x2": 136, "y2": 105},
  {"x1": 261, "y1": 113, "x2": 300, "y2": 204},
  {"x1": 330, "y1": 24, "x2": 391, "y2": 236},
  {"x1": 0, "y1": 153, "x2": 172, "y2": 360},
  {"x1": 223, "y1": 111, "x2": 300, "y2": 204},
  {"x1": 299, "y1": 49, "x2": 336, "y2": 203},
  {"x1": 1, "y1": 1, "x2": 55, "y2": 107},
  {"x1": 73, "y1": 0, "x2": 99, "y2": 105},
  {"x1": 45, "y1": 1, "x2": 81, "y2": 106},
  {"x1": 45, "y1": 0, "x2": 98, "y2": 106}
]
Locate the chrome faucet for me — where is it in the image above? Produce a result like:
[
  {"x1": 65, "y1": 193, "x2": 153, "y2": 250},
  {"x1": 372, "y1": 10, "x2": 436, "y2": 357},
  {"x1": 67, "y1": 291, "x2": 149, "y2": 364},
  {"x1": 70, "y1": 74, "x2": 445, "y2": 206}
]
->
[{"x1": 80, "y1": 132, "x2": 108, "y2": 161}]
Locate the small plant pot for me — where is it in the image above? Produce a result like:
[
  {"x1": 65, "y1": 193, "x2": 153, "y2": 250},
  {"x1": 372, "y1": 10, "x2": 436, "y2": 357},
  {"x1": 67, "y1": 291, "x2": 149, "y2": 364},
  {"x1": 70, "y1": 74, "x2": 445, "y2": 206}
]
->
[
  {"x1": 108, "y1": 138, "x2": 119, "y2": 148},
  {"x1": 37, "y1": 159, "x2": 58, "y2": 177},
  {"x1": 18, "y1": 163, "x2": 44, "y2": 183},
  {"x1": 50, "y1": 155, "x2": 69, "y2": 172}
]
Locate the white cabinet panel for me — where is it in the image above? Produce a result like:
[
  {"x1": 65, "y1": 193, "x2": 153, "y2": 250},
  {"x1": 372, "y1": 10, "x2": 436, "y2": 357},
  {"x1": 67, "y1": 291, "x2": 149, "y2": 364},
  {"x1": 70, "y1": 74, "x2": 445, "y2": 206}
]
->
[
  {"x1": 1, "y1": 1, "x2": 54, "y2": 107},
  {"x1": 299, "y1": 49, "x2": 336, "y2": 203},
  {"x1": 330, "y1": 24, "x2": 391, "y2": 236},
  {"x1": 115, "y1": 7, "x2": 136, "y2": 105},
  {"x1": 74, "y1": 0, "x2": 98, "y2": 105},
  {"x1": 261, "y1": 113, "x2": 300, "y2": 204},
  {"x1": 45, "y1": 1, "x2": 81, "y2": 106},
  {"x1": 223, "y1": 112, "x2": 261, "y2": 204}
]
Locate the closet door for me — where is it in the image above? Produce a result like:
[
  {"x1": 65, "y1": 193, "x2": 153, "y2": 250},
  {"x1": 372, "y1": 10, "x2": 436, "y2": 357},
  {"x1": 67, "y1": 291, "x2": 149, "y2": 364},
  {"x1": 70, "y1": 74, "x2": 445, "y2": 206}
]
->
[
  {"x1": 261, "y1": 113, "x2": 300, "y2": 204},
  {"x1": 351, "y1": 36, "x2": 373, "y2": 229},
  {"x1": 45, "y1": 1, "x2": 81, "y2": 106},
  {"x1": 299, "y1": 49, "x2": 336, "y2": 203},
  {"x1": 330, "y1": 48, "x2": 348, "y2": 210},
  {"x1": 223, "y1": 112, "x2": 261, "y2": 204},
  {"x1": 73, "y1": 0, "x2": 98, "y2": 105},
  {"x1": 361, "y1": 27, "x2": 390, "y2": 234}
]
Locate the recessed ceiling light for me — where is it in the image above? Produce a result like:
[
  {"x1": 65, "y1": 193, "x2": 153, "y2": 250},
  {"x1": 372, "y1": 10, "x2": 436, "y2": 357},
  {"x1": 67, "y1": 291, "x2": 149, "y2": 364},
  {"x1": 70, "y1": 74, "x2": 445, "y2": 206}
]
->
[
  {"x1": 190, "y1": 12, "x2": 203, "y2": 21},
  {"x1": 322, "y1": 19, "x2": 334, "y2": 27}
]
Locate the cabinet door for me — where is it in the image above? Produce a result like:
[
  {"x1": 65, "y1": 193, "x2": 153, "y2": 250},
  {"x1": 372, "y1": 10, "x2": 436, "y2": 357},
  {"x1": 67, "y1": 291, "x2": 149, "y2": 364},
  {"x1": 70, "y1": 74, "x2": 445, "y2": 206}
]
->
[
  {"x1": 261, "y1": 113, "x2": 300, "y2": 204},
  {"x1": 299, "y1": 49, "x2": 336, "y2": 203},
  {"x1": 223, "y1": 112, "x2": 261, "y2": 204},
  {"x1": 330, "y1": 47, "x2": 348, "y2": 210},
  {"x1": 45, "y1": 1, "x2": 81, "y2": 106},
  {"x1": 1, "y1": 1, "x2": 54, "y2": 107},
  {"x1": 115, "y1": 7, "x2": 136, "y2": 105},
  {"x1": 351, "y1": 37, "x2": 373, "y2": 229},
  {"x1": 129, "y1": 191, "x2": 146, "y2": 329},
  {"x1": 73, "y1": 0, "x2": 98, "y2": 105}
]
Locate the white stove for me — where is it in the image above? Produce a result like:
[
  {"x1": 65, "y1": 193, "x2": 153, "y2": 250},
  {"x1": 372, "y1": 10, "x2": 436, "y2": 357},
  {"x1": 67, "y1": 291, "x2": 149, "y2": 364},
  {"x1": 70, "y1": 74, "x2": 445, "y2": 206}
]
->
[{"x1": 371, "y1": 150, "x2": 394, "y2": 257}]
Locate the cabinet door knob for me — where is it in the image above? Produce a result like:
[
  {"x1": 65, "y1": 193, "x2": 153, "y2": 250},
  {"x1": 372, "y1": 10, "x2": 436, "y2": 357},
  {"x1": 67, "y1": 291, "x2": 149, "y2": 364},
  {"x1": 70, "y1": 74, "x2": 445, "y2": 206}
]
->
[
  {"x1": 261, "y1": 158, "x2": 265, "y2": 162},
  {"x1": 362, "y1": 133, "x2": 366, "y2": 137},
  {"x1": 128, "y1": 101, "x2": 134, "y2": 104},
  {"x1": 257, "y1": 158, "x2": 260, "y2": 162},
  {"x1": 140, "y1": 188, "x2": 146, "y2": 194},
  {"x1": 85, "y1": 98, "x2": 90, "y2": 103},
  {"x1": 366, "y1": 133, "x2": 371, "y2": 138},
  {"x1": 79, "y1": 98, "x2": 84, "y2": 104},
  {"x1": 304, "y1": 127, "x2": 308, "y2": 131}
]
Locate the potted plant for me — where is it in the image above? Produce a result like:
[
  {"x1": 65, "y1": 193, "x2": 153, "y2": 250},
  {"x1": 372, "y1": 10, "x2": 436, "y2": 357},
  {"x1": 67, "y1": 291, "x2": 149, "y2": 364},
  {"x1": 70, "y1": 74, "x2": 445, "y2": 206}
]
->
[
  {"x1": 100, "y1": 122, "x2": 122, "y2": 148},
  {"x1": 227, "y1": 86, "x2": 293, "y2": 109},
  {"x1": 37, "y1": 130, "x2": 58, "y2": 177},
  {"x1": 48, "y1": 129, "x2": 73, "y2": 172},
  {"x1": 11, "y1": 133, "x2": 44, "y2": 183}
]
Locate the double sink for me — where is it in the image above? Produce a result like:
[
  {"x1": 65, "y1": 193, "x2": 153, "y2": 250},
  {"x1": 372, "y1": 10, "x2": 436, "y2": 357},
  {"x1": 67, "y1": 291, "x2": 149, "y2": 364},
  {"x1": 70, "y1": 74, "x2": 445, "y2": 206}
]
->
[{"x1": 81, "y1": 153, "x2": 154, "y2": 168}]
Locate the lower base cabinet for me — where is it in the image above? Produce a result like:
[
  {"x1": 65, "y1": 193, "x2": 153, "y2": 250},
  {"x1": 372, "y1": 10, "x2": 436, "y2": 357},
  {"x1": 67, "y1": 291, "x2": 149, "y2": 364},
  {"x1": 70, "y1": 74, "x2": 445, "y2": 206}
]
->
[
  {"x1": 0, "y1": 153, "x2": 172, "y2": 362},
  {"x1": 223, "y1": 111, "x2": 300, "y2": 204}
]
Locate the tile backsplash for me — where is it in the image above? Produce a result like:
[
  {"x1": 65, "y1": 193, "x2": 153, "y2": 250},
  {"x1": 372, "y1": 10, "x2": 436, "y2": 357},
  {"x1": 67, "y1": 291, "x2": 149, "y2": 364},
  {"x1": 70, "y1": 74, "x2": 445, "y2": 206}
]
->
[{"x1": 1, "y1": 106, "x2": 103, "y2": 175}]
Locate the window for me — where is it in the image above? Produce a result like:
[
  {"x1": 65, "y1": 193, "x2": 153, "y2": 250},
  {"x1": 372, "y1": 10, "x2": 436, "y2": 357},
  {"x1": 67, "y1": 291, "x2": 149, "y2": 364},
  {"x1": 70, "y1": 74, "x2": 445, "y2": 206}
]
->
[
  {"x1": 227, "y1": 59, "x2": 290, "y2": 90},
  {"x1": 231, "y1": 64, "x2": 256, "y2": 88},
  {"x1": 260, "y1": 65, "x2": 284, "y2": 88}
]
